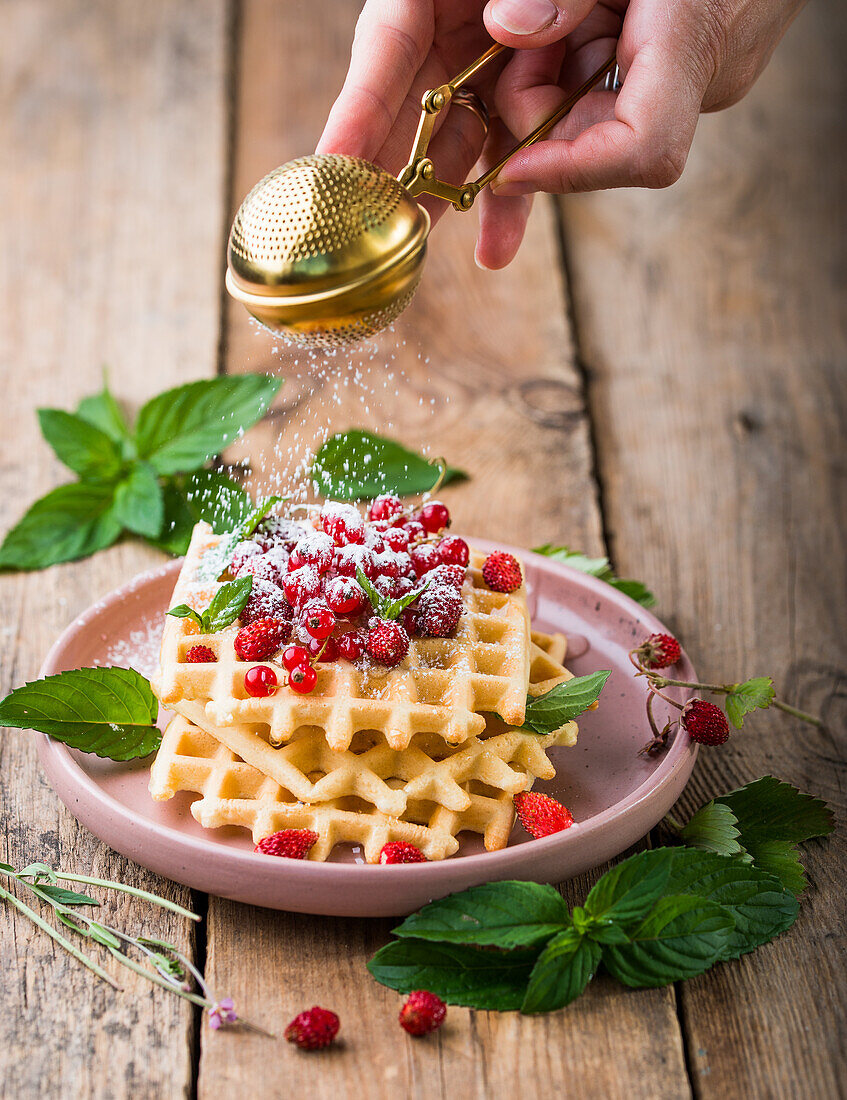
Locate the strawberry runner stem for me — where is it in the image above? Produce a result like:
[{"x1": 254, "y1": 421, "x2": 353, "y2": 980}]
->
[
  {"x1": 651, "y1": 676, "x2": 823, "y2": 728},
  {"x1": 47, "y1": 873, "x2": 200, "y2": 921}
]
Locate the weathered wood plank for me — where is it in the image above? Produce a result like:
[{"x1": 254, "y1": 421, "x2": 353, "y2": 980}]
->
[
  {"x1": 0, "y1": 2, "x2": 230, "y2": 1096},
  {"x1": 560, "y1": 5, "x2": 846, "y2": 1097},
  {"x1": 200, "y1": 2, "x2": 691, "y2": 1096}
]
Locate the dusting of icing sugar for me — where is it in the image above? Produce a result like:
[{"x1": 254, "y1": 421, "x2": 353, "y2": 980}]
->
[{"x1": 96, "y1": 615, "x2": 163, "y2": 679}]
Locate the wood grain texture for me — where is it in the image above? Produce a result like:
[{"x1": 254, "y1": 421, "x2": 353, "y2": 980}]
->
[
  {"x1": 198, "y1": 3, "x2": 690, "y2": 1097},
  {"x1": 0, "y1": 1, "x2": 230, "y2": 1096},
  {"x1": 560, "y1": 4, "x2": 846, "y2": 1097}
]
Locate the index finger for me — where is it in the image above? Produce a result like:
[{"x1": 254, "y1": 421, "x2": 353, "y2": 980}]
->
[{"x1": 316, "y1": 0, "x2": 433, "y2": 161}]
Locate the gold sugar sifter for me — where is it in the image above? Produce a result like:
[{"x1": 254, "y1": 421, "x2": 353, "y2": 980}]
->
[{"x1": 226, "y1": 43, "x2": 617, "y2": 348}]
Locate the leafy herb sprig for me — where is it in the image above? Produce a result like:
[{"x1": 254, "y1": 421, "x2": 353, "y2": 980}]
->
[
  {"x1": 0, "y1": 373, "x2": 281, "y2": 571},
  {"x1": 356, "y1": 567, "x2": 430, "y2": 622},
  {"x1": 312, "y1": 430, "x2": 466, "y2": 501},
  {"x1": 534, "y1": 544, "x2": 655, "y2": 608},
  {"x1": 167, "y1": 576, "x2": 254, "y2": 634},
  {"x1": 368, "y1": 777, "x2": 833, "y2": 1013},
  {"x1": 520, "y1": 671, "x2": 611, "y2": 735},
  {"x1": 0, "y1": 862, "x2": 270, "y2": 1033}
]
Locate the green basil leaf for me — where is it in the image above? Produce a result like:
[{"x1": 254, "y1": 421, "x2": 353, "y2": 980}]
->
[
  {"x1": 166, "y1": 604, "x2": 204, "y2": 630},
  {"x1": 204, "y1": 576, "x2": 253, "y2": 632},
  {"x1": 585, "y1": 848, "x2": 674, "y2": 926},
  {"x1": 76, "y1": 381, "x2": 132, "y2": 445},
  {"x1": 521, "y1": 670, "x2": 611, "y2": 735},
  {"x1": 662, "y1": 849, "x2": 799, "y2": 959},
  {"x1": 601, "y1": 895, "x2": 735, "y2": 988},
  {"x1": 393, "y1": 881, "x2": 571, "y2": 950},
  {"x1": 312, "y1": 430, "x2": 466, "y2": 501},
  {"x1": 0, "y1": 667, "x2": 160, "y2": 760},
  {"x1": 677, "y1": 802, "x2": 746, "y2": 857},
  {"x1": 367, "y1": 939, "x2": 539, "y2": 1011},
  {"x1": 37, "y1": 409, "x2": 124, "y2": 484},
  {"x1": 33, "y1": 884, "x2": 99, "y2": 907},
  {"x1": 724, "y1": 677, "x2": 775, "y2": 729},
  {"x1": 111, "y1": 462, "x2": 164, "y2": 538},
  {"x1": 521, "y1": 931, "x2": 601, "y2": 1013},
  {"x1": 135, "y1": 374, "x2": 281, "y2": 476},
  {"x1": 0, "y1": 483, "x2": 122, "y2": 571},
  {"x1": 533, "y1": 545, "x2": 656, "y2": 608}
]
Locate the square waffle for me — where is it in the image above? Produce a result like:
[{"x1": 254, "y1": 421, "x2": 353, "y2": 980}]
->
[{"x1": 153, "y1": 522, "x2": 533, "y2": 751}]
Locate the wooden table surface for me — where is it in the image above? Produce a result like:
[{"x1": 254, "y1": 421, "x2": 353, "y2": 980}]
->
[{"x1": 1, "y1": 2, "x2": 844, "y2": 1097}]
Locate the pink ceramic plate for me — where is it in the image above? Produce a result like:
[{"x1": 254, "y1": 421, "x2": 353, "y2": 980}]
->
[{"x1": 36, "y1": 540, "x2": 697, "y2": 916}]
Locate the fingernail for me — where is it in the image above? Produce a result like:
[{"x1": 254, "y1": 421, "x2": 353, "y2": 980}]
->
[
  {"x1": 490, "y1": 0, "x2": 558, "y2": 35},
  {"x1": 490, "y1": 179, "x2": 533, "y2": 197}
]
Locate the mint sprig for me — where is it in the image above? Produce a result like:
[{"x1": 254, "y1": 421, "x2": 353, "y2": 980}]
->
[
  {"x1": 167, "y1": 576, "x2": 253, "y2": 634},
  {"x1": 0, "y1": 373, "x2": 281, "y2": 571},
  {"x1": 520, "y1": 670, "x2": 611, "y2": 735},
  {"x1": 356, "y1": 567, "x2": 429, "y2": 621},
  {"x1": 196, "y1": 496, "x2": 288, "y2": 582},
  {"x1": 311, "y1": 430, "x2": 467, "y2": 501},
  {"x1": 534, "y1": 544, "x2": 655, "y2": 608},
  {"x1": 368, "y1": 776, "x2": 831, "y2": 1013},
  {"x1": 0, "y1": 667, "x2": 160, "y2": 760}
]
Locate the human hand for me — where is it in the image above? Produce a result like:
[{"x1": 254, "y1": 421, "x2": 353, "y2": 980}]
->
[{"x1": 318, "y1": 0, "x2": 806, "y2": 269}]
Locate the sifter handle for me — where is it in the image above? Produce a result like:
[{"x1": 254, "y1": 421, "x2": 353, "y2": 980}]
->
[{"x1": 398, "y1": 44, "x2": 617, "y2": 211}]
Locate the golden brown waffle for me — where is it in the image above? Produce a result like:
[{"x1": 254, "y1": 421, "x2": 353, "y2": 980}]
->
[
  {"x1": 149, "y1": 713, "x2": 575, "y2": 862},
  {"x1": 153, "y1": 522, "x2": 533, "y2": 750}
]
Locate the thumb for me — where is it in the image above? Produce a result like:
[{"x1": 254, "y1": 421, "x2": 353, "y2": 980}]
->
[{"x1": 483, "y1": 0, "x2": 598, "y2": 49}]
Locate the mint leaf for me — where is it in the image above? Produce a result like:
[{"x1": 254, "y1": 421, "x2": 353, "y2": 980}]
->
[
  {"x1": 37, "y1": 409, "x2": 124, "y2": 484},
  {"x1": 738, "y1": 840, "x2": 807, "y2": 897},
  {"x1": 601, "y1": 895, "x2": 735, "y2": 988},
  {"x1": 152, "y1": 470, "x2": 255, "y2": 557},
  {"x1": 585, "y1": 848, "x2": 674, "y2": 926},
  {"x1": 76, "y1": 380, "x2": 132, "y2": 446},
  {"x1": 522, "y1": 931, "x2": 601, "y2": 1013},
  {"x1": 724, "y1": 677, "x2": 775, "y2": 729},
  {"x1": 393, "y1": 881, "x2": 571, "y2": 950},
  {"x1": 135, "y1": 374, "x2": 281, "y2": 476},
  {"x1": 367, "y1": 939, "x2": 539, "y2": 1011},
  {"x1": 0, "y1": 667, "x2": 160, "y2": 760},
  {"x1": 533, "y1": 544, "x2": 656, "y2": 608},
  {"x1": 662, "y1": 849, "x2": 798, "y2": 959},
  {"x1": 111, "y1": 462, "x2": 163, "y2": 538},
  {"x1": 0, "y1": 483, "x2": 122, "y2": 571},
  {"x1": 195, "y1": 496, "x2": 287, "y2": 582},
  {"x1": 166, "y1": 604, "x2": 204, "y2": 630},
  {"x1": 312, "y1": 430, "x2": 466, "y2": 500},
  {"x1": 521, "y1": 670, "x2": 610, "y2": 735},
  {"x1": 240, "y1": 495, "x2": 288, "y2": 538},
  {"x1": 678, "y1": 802, "x2": 745, "y2": 857},
  {"x1": 150, "y1": 483, "x2": 196, "y2": 556},
  {"x1": 204, "y1": 577, "x2": 253, "y2": 632}
]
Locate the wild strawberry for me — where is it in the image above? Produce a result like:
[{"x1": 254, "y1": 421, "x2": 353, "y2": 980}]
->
[
  {"x1": 307, "y1": 636, "x2": 339, "y2": 662},
  {"x1": 244, "y1": 665, "x2": 278, "y2": 697},
  {"x1": 368, "y1": 494, "x2": 404, "y2": 523},
  {"x1": 379, "y1": 842, "x2": 427, "y2": 864},
  {"x1": 481, "y1": 552, "x2": 523, "y2": 593},
  {"x1": 235, "y1": 548, "x2": 289, "y2": 588},
  {"x1": 289, "y1": 663, "x2": 318, "y2": 694},
  {"x1": 366, "y1": 620, "x2": 410, "y2": 666},
  {"x1": 400, "y1": 608, "x2": 420, "y2": 637},
  {"x1": 255, "y1": 828, "x2": 318, "y2": 859},
  {"x1": 324, "y1": 576, "x2": 366, "y2": 616},
  {"x1": 399, "y1": 991, "x2": 446, "y2": 1036},
  {"x1": 427, "y1": 564, "x2": 465, "y2": 590},
  {"x1": 289, "y1": 531, "x2": 334, "y2": 573},
  {"x1": 437, "y1": 535, "x2": 469, "y2": 566},
  {"x1": 636, "y1": 633, "x2": 682, "y2": 670},
  {"x1": 281, "y1": 644, "x2": 311, "y2": 671},
  {"x1": 283, "y1": 565, "x2": 322, "y2": 608},
  {"x1": 410, "y1": 544, "x2": 441, "y2": 578},
  {"x1": 336, "y1": 631, "x2": 365, "y2": 661},
  {"x1": 253, "y1": 515, "x2": 301, "y2": 552},
  {"x1": 513, "y1": 791, "x2": 575, "y2": 838},
  {"x1": 301, "y1": 603, "x2": 336, "y2": 640},
  {"x1": 383, "y1": 527, "x2": 410, "y2": 552},
  {"x1": 284, "y1": 1006, "x2": 339, "y2": 1050},
  {"x1": 320, "y1": 502, "x2": 365, "y2": 546},
  {"x1": 185, "y1": 645, "x2": 216, "y2": 663},
  {"x1": 234, "y1": 617, "x2": 291, "y2": 661},
  {"x1": 681, "y1": 699, "x2": 730, "y2": 745},
  {"x1": 416, "y1": 586, "x2": 463, "y2": 638},
  {"x1": 229, "y1": 540, "x2": 262, "y2": 576},
  {"x1": 418, "y1": 501, "x2": 450, "y2": 534},
  {"x1": 240, "y1": 579, "x2": 292, "y2": 625}
]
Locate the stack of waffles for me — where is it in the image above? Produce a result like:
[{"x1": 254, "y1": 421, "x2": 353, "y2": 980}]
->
[{"x1": 150, "y1": 519, "x2": 581, "y2": 862}]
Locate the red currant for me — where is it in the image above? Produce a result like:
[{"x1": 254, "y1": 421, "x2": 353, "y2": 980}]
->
[
  {"x1": 288, "y1": 663, "x2": 318, "y2": 694},
  {"x1": 281, "y1": 644, "x2": 310, "y2": 672},
  {"x1": 368, "y1": 494, "x2": 404, "y2": 523},
  {"x1": 324, "y1": 576, "x2": 366, "y2": 616},
  {"x1": 308, "y1": 636, "x2": 339, "y2": 662},
  {"x1": 289, "y1": 532, "x2": 334, "y2": 573},
  {"x1": 334, "y1": 544, "x2": 378, "y2": 579},
  {"x1": 336, "y1": 631, "x2": 366, "y2": 661},
  {"x1": 282, "y1": 565, "x2": 322, "y2": 607},
  {"x1": 383, "y1": 527, "x2": 410, "y2": 552},
  {"x1": 244, "y1": 666, "x2": 277, "y2": 697},
  {"x1": 438, "y1": 535, "x2": 469, "y2": 567},
  {"x1": 302, "y1": 604, "x2": 336, "y2": 640},
  {"x1": 419, "y1": 501, "x2": 450, "y2": 534},
  {"x1": 410, "y1": 543, "x2": 441, "y2": 578},
  {"x1": 320, "y1": 503, "x2": 365, "y2": 546}
]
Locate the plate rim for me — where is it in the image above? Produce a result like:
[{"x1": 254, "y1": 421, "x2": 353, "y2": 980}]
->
[{"x1": 35, "y1": 539, "x2": 697, "y2": 889}]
